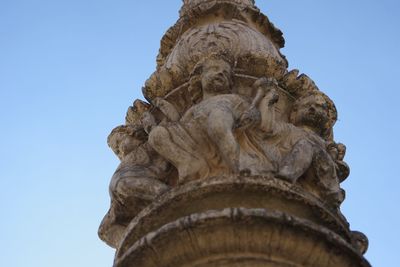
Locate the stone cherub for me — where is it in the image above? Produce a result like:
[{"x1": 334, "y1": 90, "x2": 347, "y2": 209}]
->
[
  {"x1": 255, "y1": 83, "x2": 344, "y2": 207},
  {"x1": 142, "y1": 52, "x2": 344, "y2": 207},
  {"x1": 98, "y1": 122, "x2": 171, "y2": 248},
  {"x1": 147, "y1": 54, "x2": 274, "y2": 182}
]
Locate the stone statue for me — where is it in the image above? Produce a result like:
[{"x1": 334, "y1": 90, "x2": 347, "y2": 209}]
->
[
  {"x1": 147, "y1": 54, "x2": 288, "y2": 182},
  {"x1": 149, "y1": 54, "x2": 252, "y2": 181},
  {"x1": 274, "y1": 91, "x2": 344, "y2": 207},
  {"x1": 234, "y1": 78, "x2": 344, "y2": 207},
  {"x1": 98, "y1": 123, "x2": 171, "y2": 248},
  {"x1": 99, "y1": 1, "x2": 370, "y2": 265}
]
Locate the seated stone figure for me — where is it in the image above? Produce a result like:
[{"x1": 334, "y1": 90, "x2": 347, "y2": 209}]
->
[
  {"x1": 235, "y1": 77, "x2": 281, "y2": 176},
  {"x1": 98, "y1": 124, "x2": 170, "y2": 248},
  {"x1": 148, "y1": 54, "x2": 270, "y2": 182},
  {"x1": 258, "y1": 86, "x2": 344, "y2": 208}
]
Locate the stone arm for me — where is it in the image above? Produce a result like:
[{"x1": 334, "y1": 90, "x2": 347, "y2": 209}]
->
[
  {"x1": 249, "y1": 77, "x2": 280, "y2": 134},
  {"x1": 258, "y1": 87, "x2": 279, "y2": 134},
  {"x1": 153, "y1": 97, "x2": 180, "y2": 122},
  {"x1": 237, "y1": 77, "x2": 279, "y2": 131},
  {"x1": 140, "y1": 98, "x2": 181, "y2": 134}
]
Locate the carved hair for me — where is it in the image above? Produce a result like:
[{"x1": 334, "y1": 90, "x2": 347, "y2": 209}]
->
[
  {"x1": 107, "y1": 125, "x2": 147, "y2": 156},
  {"x1": 290, "y1": 91, "x2": 337, "y2": 140},
  {"x1": 188, "y1": 52, "x2": 235, "y2": 104}
]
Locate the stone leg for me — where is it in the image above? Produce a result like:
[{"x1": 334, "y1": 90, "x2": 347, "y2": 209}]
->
[
  {"x1": 99, "y1": 171, "x2": 170, "y2": 248},
  {"x1": 148, "y1": 125, "x2": 208, "y2": 180},
  {"x1": 277, "y1": 139, "x2": 314, "y2": 182},
  {"x1": 207, "y1": 109, "x2": 239, "y2": 173},
  {"x1": 313, "y1": 151, "x2": 344, "y2": 207}
]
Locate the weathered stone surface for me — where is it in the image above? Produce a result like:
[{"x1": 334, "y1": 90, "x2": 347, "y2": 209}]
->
[
  {"x1": 115, "y1": 176, "x2": 353, "y2": 258},
  {"x1": 115, "y1": 208, "x2": 369, "y2": 267},
  {"x1": 98, "y1": 0, "x2": 370, "y2": 265}
]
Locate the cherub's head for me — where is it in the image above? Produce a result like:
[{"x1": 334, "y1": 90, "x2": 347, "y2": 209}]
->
[
  {"x1": 189, "y1": 53, "x2": 234, "y2": 103},
  {"x1": 290, "y1": 91, "x2": 337, "y2": 139},
  {"x1": 107, "y1": 125, "x2": 147, "y2": 160}
]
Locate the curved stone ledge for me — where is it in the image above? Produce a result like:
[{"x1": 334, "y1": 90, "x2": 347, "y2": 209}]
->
[
  {"x1": 116, "y1": 175, "x2": 352, "y2": 259},
  {"x1": 115, "y1": 208, "x2": 370, "y2": 267}
]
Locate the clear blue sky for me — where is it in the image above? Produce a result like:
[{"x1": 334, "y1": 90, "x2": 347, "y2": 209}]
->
[{"x1": 0, "y1": 0, "x2": 399, "y2": 266}]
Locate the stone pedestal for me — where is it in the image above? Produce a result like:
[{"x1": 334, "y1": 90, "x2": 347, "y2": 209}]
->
[{"x1": 113, "y1": 176, "x2": 369, "y2": 267}]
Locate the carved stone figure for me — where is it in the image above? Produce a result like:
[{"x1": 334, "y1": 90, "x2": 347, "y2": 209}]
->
[
  {"x1": 231, "y1": 79, "x2": 344, "y2": 207},
  {"x1": 275, "y1": 92, "x2": 344, "y2": 207},
  {"x1": 98, "y1": 124, "x2": 170, "y2": 248},
  {"x1": 99, "y1": 1, "x2": 370, "y2": 266},
  {"x1": 235, "y1": 77, "x2": 281, "y2": 176},
  {"x1": 148, "y1": 54, "x2": 257, "y2": 182}
]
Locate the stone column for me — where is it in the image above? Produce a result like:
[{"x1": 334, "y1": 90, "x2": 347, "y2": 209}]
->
[{"x1": 99, "y1": 1, "x2": 371, "y2": 266}]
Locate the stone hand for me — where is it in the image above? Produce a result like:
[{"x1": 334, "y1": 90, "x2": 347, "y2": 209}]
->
[
  {"x1": 265, "y1": 88, "x2": 279, "y2": 106},
  {"x1": 253, "y1": 77, "x2": 279, "y2": 92},
  {"x1": 252, "y1": 77, "x2": 279, "y2": 106},
  {"x1": 237, "y1": 107, "x2": 261, "y2": 130},
  {"x1": 152, "y1": 97, "x2": 180, "y2": 122}
]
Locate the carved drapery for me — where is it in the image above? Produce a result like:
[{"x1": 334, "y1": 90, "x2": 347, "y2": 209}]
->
[{"x1": 99, "y1": 1, "x2": 370, "y2": 266}]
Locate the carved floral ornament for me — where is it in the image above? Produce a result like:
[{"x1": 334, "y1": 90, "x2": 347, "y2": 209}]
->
[{"x1": 99, "y1": 1, "x2": 370, "y2": 265}]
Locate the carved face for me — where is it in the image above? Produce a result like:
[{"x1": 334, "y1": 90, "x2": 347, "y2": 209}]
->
[
  {"x1": 200, "y1": 59, "x2": 232, "y2": 95},
  {"x1": 118, "y1": 135, "x2": 142, "y2": 158},
  {"x1": 292, "y1": 95, "x2": 330, "y2": 133}
]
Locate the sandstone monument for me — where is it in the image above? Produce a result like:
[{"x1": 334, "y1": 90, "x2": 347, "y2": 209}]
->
[{"x1": 99, "y1": 1, "x2": 371, "y2": 266}]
